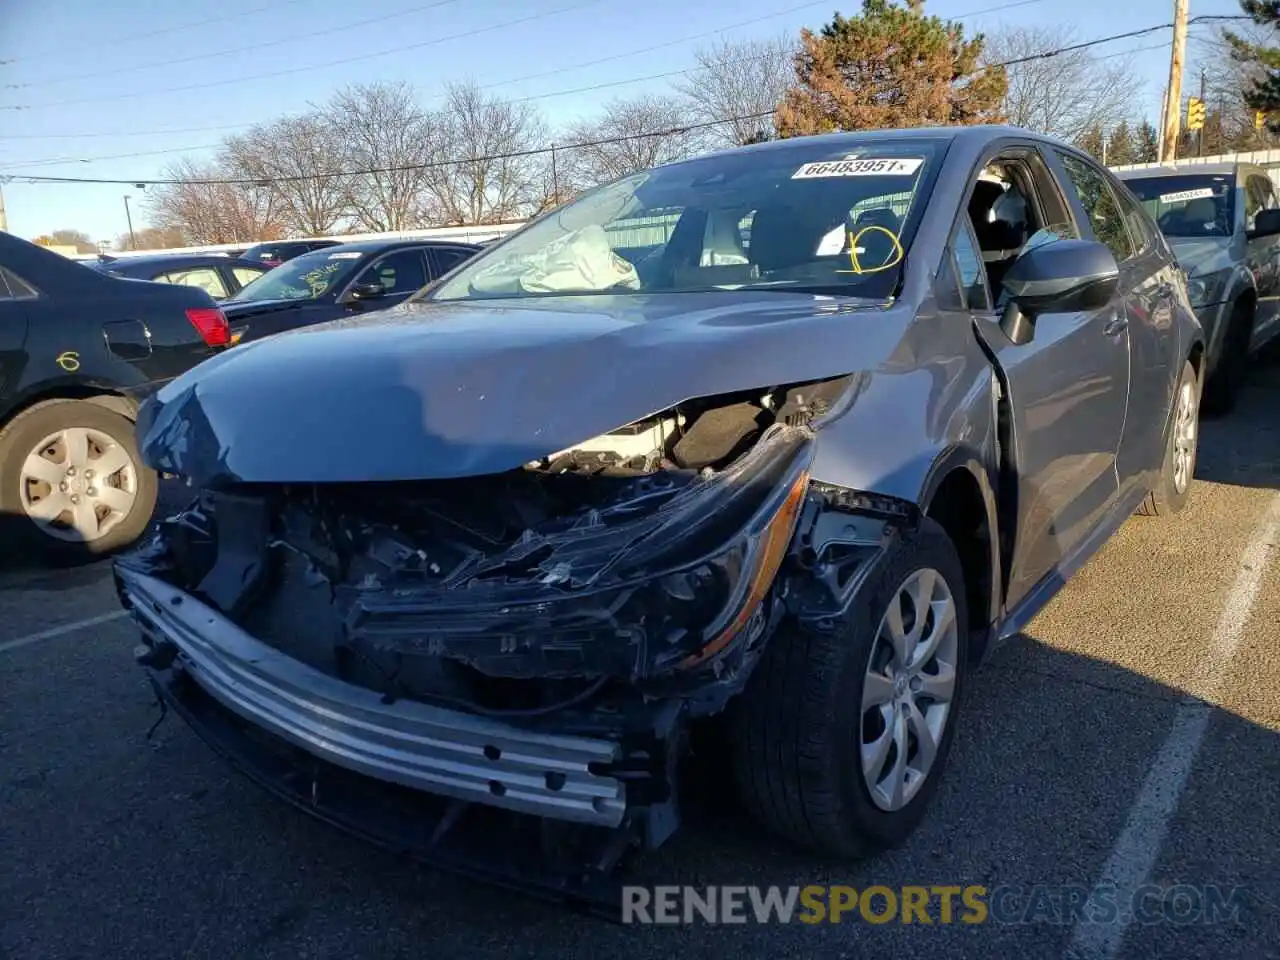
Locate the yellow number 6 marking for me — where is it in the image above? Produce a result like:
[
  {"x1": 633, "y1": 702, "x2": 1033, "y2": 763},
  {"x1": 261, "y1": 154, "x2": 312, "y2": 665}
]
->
[{"x1": 56, "y1": 351, "x2": 80, "y2": 372}]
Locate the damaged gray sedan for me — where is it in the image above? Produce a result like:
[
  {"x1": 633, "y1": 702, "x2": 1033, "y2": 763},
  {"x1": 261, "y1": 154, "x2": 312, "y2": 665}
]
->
[{"x1": 116, "y1": 126, "x2": 1205, "y2": 903}]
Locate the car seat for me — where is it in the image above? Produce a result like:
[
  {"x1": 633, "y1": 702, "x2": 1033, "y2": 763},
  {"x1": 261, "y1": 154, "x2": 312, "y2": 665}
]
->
[{"x1": 968, "y1": 180, "x2": 1028, "y2": 292}]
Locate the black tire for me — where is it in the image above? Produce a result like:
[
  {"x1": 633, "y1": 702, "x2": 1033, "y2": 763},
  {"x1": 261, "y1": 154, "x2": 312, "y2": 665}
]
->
[
  {"x1": 728, "y1": 517, "x2": 969, "y2": 858},
  {"x1": 0, "y1": 399, "x2": 158, "y2": 565},
  {"x1": 1202, "y1": 300, "x2": 1253, "y2": 416},
  {"x1": 1137, "y1": 359, "x2": 1200, "y2": 518}
]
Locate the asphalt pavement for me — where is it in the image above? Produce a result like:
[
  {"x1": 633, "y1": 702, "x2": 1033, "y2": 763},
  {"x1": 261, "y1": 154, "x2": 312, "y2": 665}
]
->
[{"x1": 3, "y1": 365, "x2": 1279, "y2": 960}]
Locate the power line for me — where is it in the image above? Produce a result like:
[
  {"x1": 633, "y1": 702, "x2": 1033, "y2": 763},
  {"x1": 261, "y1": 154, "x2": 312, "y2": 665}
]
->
[
  {"x1": 0, "y1": 0, "x2": 1051, "y2": 138},
  {"x1": 2, "y1": 0, "x2": 465, "y2": 90},
  {"x1": 3, "y1": 112, "x2": 778, "y2": 186},
  {"x1": 0, "y1": 0, "x2": 607, "y2": 111},
  {"x1": 0, "y1": 0, "x2": 309, "y2": 65},
  {"x1": 0, "y1": 0, "x2": 1051, "y2": 114},
  {"x1": 1, "y1": 14, "x2": 1253, "y2": 184}
]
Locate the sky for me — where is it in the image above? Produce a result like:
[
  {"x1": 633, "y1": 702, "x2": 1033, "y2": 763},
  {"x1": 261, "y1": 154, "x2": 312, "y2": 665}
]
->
[{"x1": 0, "y1": 0, "x2": 1249, "y2": 242}]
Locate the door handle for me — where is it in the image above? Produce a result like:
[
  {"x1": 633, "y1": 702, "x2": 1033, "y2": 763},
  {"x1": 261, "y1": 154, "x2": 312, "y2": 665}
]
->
[{"x1": 1103, "y1": 314, "x2": 1128, "y2": 337}]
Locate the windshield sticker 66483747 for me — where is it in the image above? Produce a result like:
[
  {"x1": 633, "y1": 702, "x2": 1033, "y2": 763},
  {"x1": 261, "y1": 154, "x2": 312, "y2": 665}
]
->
[{"x1": 793, "y1": 157, "x2": 924, "y2": 179}]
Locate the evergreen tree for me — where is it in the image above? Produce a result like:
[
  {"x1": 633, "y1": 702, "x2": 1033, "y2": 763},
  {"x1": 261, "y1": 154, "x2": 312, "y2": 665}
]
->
[
  {"x1": 776, "y1": 0, "x2": 1006, "y2": 136},
  {"x1": 1106, "y1": 120, "x2": 1136, "y2": 165}
]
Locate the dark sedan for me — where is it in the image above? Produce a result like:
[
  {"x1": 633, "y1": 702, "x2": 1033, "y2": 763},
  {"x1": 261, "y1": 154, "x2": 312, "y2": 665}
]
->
[
  {"x1": 89, "y1": 253, "x2": 271, "y2": 301},
  {"x1": 0, "y1": 233, "x2": 229, "y2": 560},
  {"x1": 120, "y1": 125, "x2": 1205, "y2": 906},
  {"x1": 222, "y1": 238, "x2": 481, "y2": 342}
]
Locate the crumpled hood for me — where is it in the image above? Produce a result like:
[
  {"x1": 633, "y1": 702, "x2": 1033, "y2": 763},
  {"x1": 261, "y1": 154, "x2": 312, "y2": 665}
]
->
[
  {"x1": 1166, "y1": 236, "x2": 1235, "y2": 278},
  {"x1": 137, "y1": 292, "x2": 909, "y2": 485}
]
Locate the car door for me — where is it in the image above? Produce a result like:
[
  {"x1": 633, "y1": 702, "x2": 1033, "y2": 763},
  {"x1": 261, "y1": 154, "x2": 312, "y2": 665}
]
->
[
  {"x1": 962, "y1": 146, "x2": 1131, "y2": 614},
  {"x1": 343, "y1": 247, "x2": 431, "y2": 311},
  {"x1": 1244, "y1": 172, "x2": 1280, "y2": 348},
  {"x1": 1098, "y1": 163, "x2": 1181, "y2": 497},
  {"x1": 0, "y1": 267, "x2": 33, "y2": 403}
]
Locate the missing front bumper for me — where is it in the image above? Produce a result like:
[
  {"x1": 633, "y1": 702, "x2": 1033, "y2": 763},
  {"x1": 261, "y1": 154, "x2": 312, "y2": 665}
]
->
[{"x1": 118, "y1": 566, "x2": 628, "y2": 828}]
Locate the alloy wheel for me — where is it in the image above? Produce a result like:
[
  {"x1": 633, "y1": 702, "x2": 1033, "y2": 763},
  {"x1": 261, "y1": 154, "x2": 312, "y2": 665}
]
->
[
  {"x1": 860, "y1": 567, "x2": 960, "y2": 812},
  {"x1": 1171, "y1": 378, "x2": 1198, "y2": 495}
]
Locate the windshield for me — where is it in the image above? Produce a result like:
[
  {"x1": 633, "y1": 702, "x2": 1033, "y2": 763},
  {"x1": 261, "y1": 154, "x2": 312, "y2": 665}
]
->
[
  {"x1": 1122, "y1": 174, "x2": 1235, "y2": 238},
  {"x1": 429, "y1": 138, "x2": 944, "y2": 303},
  {"x1": 230, "y1": 248, "x2": 365, "y2": 301}
]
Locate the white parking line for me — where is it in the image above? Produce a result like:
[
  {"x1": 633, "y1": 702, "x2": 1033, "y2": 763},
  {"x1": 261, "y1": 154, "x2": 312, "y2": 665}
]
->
[
  {"x1": 1064, "y1": 492, "x2": 1280, "y2": 960},
  {"x1": 0, "y1": 610, "x2": 130, "y2": 655}
]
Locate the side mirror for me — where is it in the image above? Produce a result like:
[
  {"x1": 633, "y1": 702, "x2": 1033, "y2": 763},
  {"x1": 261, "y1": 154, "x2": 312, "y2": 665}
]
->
[
  {"x1": 342, "y1": 282, "x2": 386, "y2": 305},
  {"x1": 1249, "y1": 208, "x2": 1280, "y2": 239},
  {"x1": 999, "y1": 238, "x2": 1119, "y2": 345}
]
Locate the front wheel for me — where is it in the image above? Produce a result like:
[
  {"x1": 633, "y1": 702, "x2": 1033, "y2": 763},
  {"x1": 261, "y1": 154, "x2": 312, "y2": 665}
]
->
[
  {"x1": 729, "y1": 517, "x2": 969, "y2": 858},
  {"x1": 0, "y1": 399, "x2": 158, "y2": 564},
  {"x1": 1138, "y1": 359, "x2": 1200, "y2": 518}
]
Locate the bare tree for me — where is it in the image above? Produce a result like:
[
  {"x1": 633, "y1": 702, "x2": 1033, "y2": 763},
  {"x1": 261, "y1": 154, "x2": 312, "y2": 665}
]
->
[
  {"x1": 1191, "y1": 23, "x2": 1280, "y2": 150},
  {"x1": 147, "y1": 157, "x2": 283, "y2": 245},
  {"x1": 326, "y1": 81, "x2": 433, "y2": 232},
  {"x1": 116, "y1": 225, "x2": 187, "y2": 251},
  {"x1": 673, "y1": 35, "x2": 795, "y2": 146},
  {"x1": 561, "y1": 94, "x2": 704, "y2": 190},
  {"x1": 224, "y1": 111, "x2": 350, "y2": 236},
  {"x1": 985, "y1": 25, "x2": 1136, "y2": 142},
  {"x1": 421, "y1": 81, "x2": 547, "y2": 225}
]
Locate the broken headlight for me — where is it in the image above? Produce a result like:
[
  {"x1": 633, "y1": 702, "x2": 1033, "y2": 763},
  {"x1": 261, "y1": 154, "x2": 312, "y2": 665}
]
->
[{"x1": 603, "y1": 424, "x2": 814, "y2": 671}]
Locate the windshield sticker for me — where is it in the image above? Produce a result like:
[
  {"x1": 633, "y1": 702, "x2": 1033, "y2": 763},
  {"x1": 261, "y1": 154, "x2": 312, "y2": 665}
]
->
[
  {"x1": 328, "y1": 251, "x2": 364, "y2": 259},
  {"x1": 793, "y1": 157, "x2": 924, "y2": 179},
  {"x1": 1158, "y1": 187, "x2": 1216, "y2": 203}
]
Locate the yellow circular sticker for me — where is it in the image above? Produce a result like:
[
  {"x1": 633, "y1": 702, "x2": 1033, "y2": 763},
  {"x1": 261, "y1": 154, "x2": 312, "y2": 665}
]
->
[{"x1": 56, "y1": 351, "x2": 80, "y2": 372}]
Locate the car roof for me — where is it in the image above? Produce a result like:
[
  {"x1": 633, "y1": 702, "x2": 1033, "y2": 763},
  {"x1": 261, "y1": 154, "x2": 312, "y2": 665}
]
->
[
  {"x1": 106, "y1": 254, "x2": 262, "y2": 269},
  {"x1": 1115, "y1": 162, "x2": 1243, "y2": 181},
  {"x1": 288, "y1": 238, "x2": 482, "y2": 256},
  {"x1": 678, "y1": 124, "x2": 1072, "y2": 165}
]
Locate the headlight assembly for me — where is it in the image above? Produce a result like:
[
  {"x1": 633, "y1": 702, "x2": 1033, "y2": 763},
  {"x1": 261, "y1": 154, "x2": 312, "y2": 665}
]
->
[{"x1": 1186, "y1": 269, "x2": 1229, "y2": 308}]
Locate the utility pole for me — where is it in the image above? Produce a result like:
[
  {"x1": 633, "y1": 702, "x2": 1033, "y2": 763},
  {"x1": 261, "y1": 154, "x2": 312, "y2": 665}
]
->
[
  {"x1": 0, "y1": 181, "x2": 7, "y2": 233},
  {"x1": 1161, "y1": 0, "x2": 1190, "y2": 163},
  {"x1": 1198, "y1": 69, "x2": 1207, "y2": 157},
  {"x1": 123, "y1": 195, "x2": 136, "y2": 249}
]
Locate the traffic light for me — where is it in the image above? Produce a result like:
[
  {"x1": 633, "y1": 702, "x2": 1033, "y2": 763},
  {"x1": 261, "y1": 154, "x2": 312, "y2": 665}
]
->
[{"x1": 1186, "y1": 97, "x2": 1206, "y2": 131}]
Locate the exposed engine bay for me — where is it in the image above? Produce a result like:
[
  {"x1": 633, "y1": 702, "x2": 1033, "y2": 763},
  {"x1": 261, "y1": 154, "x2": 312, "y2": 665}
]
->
[
  {"x1": 118, "y1": 371, "x2": 913, "y2": 903},
  {"x1": 125, "y1": 375, "x2": 856, "y2": 710}
]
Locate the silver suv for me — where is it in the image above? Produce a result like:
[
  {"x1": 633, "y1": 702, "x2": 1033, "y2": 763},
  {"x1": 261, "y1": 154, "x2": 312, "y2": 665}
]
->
[{"x1": 1117, "y1": 161, "x2": 1280, "y2": 413}]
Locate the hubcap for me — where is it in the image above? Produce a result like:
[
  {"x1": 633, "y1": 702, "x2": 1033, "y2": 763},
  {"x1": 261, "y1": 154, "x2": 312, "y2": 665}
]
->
[
  {"x1": 18, "y1": 427, "x2": 138, "y2": 542},
  {"x1": 860, "y1": 567, "x2": 959, "y2": 812},
  {"x1": 1172, "y1": 379, "x2": 1198, "y2": 495}
]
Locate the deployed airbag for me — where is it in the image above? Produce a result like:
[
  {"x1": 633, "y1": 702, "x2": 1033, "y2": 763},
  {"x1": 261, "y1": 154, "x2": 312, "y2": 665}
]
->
[{"x1": 467, "y1": 225, "x2": 640, "y2": 295}]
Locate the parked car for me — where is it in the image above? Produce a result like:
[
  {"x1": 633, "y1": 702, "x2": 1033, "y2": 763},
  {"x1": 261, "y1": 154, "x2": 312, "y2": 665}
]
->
[
  {"x1": 118, "y1": 126, "x2": 1204, "y2": 904},
  {"x1": 0, "y1": 232, "x2": 230, "y2": 561},
  {"x1": 221, "y1": 239, "x2": 481, "y2": 343},
  {"x1": 1116, "y1": 161, "x2": 1280, "y2": 413},
  {"x1": 87, "y1": 253, "x2": 271, "y2": 302},
  {"x1": 239, "y1": 239, "x2": 342, "y2": 267}
]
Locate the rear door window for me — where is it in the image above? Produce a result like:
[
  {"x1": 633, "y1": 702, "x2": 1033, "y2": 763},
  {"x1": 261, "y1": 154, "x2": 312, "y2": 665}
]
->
[
  {"x1": 158, "y1": 267, "x2": 229, "y2": 299},
  {"x1": 355, "y1": 248, "x2": 428, "y2": 294},
  {"x1": 1055, "y1": 152, "x2": 1136, "y2": 263}
]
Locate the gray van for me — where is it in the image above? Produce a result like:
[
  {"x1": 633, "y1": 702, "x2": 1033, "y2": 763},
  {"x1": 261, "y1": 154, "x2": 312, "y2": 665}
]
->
[{"x1": 1117, "y1": 161, "x2": 1280, "y2": 412}]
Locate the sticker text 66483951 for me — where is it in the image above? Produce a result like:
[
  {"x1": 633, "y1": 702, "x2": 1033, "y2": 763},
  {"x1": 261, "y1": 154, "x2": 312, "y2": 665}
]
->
[{"x1": 792, "y1": 157, "x2": 924, "y2": 179}]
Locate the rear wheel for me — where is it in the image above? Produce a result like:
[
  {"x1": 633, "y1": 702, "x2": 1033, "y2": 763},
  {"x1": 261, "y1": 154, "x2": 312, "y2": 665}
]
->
[
  {"x1": 0, "y1": 400, "x2": 157, "y2": 563},
  {"x1": 729, "y1": 518, "x2": 968, "y2": 857},
  {"x1": 1138, "y1": 359, "x2": 1200, "y2": 518},
  {"x1": 1202, "y1": 300, "x2": 1253, "y2": 416}
]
